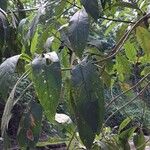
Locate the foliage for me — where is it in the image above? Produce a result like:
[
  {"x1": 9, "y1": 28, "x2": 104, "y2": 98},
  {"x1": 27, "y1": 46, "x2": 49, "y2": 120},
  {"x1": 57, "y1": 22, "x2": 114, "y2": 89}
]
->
[{"x1": 0, "y1": 0, "x2": 150, "y2": 149}]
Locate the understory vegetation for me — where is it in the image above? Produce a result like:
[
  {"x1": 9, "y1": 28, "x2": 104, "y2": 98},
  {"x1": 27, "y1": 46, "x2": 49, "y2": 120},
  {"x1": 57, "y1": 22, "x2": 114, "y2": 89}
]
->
[{"x1": 0, "y1": 0, "x2": 150, "y2": 149}]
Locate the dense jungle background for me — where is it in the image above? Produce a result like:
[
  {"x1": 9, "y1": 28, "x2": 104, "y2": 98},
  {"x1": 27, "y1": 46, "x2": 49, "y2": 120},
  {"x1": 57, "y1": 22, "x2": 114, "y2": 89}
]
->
[{"x1": 0, "y1": 0, "x2": 150, "y2": 149}]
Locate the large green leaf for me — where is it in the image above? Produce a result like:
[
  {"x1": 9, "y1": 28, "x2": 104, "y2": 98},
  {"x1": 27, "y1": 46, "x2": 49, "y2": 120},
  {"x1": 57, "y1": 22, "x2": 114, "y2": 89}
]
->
[
  {"x1": 1, "y1": 69, "x2": 29, "y2": 138},
  {"x1": 31, "y1": 52, "x2": 62, "y2": 121},
  {"x1": 0, "y1": 55, "x2": 20, "y2": 100},
  {"x1": 80, "y1": 0, "x2": 100, "y2": 20},
  {"x1": 70, "y1": 60, "x2": 104, "y2": 149},
  {"x1": 17, "y1": 101, "x2": 43, "y2": 148},
  {"x1": 136, "y1": 26, "x2": 150, "y2": 56},
  {"x1": 118, "y1": 117, "x2": 131, "y2": 133},
  {"x1": 68, "y1": 9, "x2": 89, "y2": 58}
]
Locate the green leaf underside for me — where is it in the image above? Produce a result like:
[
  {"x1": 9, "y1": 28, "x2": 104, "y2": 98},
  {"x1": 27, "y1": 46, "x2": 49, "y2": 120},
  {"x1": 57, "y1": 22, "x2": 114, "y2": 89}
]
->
[
  {"x1": 68, "y1": 9, "x2": 89, "y2": 58},
  {"x1": 71, "y1": 60, "x2": 104, "y2": 149}
]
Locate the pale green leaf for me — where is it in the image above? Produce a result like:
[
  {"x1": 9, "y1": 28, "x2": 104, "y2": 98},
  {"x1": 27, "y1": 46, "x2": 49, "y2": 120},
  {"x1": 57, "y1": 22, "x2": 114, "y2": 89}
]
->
[{"x1": 124, "y1": 40, "x2": 137, "y2": 62}]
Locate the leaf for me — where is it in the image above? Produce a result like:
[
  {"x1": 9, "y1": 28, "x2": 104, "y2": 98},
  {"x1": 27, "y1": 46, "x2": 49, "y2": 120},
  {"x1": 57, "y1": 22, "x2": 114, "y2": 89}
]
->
[
  {"x1": 118, "y1": 127, "x2": 136, "y2": 150},
  {"x1": 70, "y1": 60, "x2": 104, "y2": 149},
  {"x1": 0, "y1": 0, "x2": 8, "y2": 11},
  {"x1": 133, "y1": 130, "x2": 146, "y2": 150},
  {"x1": 80, "y1": 0, "x2": 100, "y2": 20},
  {"x1": 24, "y1": 5, "x2": 46, "y2": 54},
  {"x1": 55, "y1": 0, "x2": 67, "y2": 16},
  {"x1": 124, "y1": 40, "x2": 137, "y2": 62},
  {"x1": 136, "y1": 26, "x2": 150, "y2": 56},
  {"x1": 26, "y1": 129, "x2": 34, "y2": 141},
  {"x1": 31, "y1": 52, "x2": 62, "y2": 121},
  {"x1": 26, "y1": 6, "x2": 45, "y2": 40},
  {"x1": 115, "y1": 54, "x2": 131, "y2": 81},
  {"x1": 118, "y1": 117, "x2": 131, "y2": 133},
  {"x1": 68, "y1": 9, "x2": 89, "y2": 58},
  {"x1": 115, "y1": 1, "x2": 139, "y2": 9},
  {"x1": 141, "y1": 66, "x2": 150, "y2": 76},
  {"x1": 30, "y1": 29, "x2": 39, "y2": 55},
  {"x1": 17, "y1": 101, "x2": 43, "y2": 148},
  {"x1": 44, "y1": 36, "x2": 54, "y2": 51},
  {"x1": 0, "y1": 55, "x2": 21, "y2": 99},
  {"x1": 119, "y1": 127, "x2": 136, "y2": 142}
]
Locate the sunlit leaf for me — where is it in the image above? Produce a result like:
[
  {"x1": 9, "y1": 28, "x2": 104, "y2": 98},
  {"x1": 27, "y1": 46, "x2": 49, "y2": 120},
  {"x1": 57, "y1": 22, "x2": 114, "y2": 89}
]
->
[
  {"x1": 136, "y1": 26, "x2": 150, "y2": 56},
  {"x1": 55, "y1": 0, "x2": 67, "y2": 16},
  {"x1": 124, "y1": 40, "x2": 137, "y2": 62},
  {"x1": 118, "y1": 117, "x2": 131, "y2": 133}
]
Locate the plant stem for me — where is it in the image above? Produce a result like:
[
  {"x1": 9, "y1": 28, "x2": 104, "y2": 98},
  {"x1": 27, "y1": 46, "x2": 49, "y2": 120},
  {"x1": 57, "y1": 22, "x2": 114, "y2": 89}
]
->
[
  {"x1": 99, "y1": 16, "x2": 135, "y2": 24},
  {"x1": 106, "y1": 73, "x2": 150, "y2": 109}
]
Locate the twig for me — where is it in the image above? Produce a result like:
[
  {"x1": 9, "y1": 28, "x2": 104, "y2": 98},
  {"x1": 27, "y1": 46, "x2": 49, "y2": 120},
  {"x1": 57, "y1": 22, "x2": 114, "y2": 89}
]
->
[
  {"x1": 104, "y1": 82, "x2": 150, "y2": 125},
  {"x1": 7, "y1": 7, "x2": 38, "y2": 13},
  {"x1": 99, "y1": 16, "x2": 135, "y2": 24},
  {"x1": 67, "y1": 127, "x2": 77, "y2": 150},
  {"x1": 95, "y1": 12, "x2": 150, "y2": 63}
]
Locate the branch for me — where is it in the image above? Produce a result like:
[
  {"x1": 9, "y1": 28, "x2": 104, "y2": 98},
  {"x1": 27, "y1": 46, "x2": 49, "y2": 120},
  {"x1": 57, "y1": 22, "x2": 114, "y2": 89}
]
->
[
  {"x1": 99, "y1": 16, "x2": 135, "y2": 24},
  {"x1": 104, "y1": 81, "x2": 150, "y2": 125},
  {"x1": 7, "y1": 7, "x2": 38, "y2": 14},
  {"x1": 95, "y1": 12, "x2": 150, "y2": 63},
  {"x1": 106, "y1": 73, "x2": 150, "y2": 109}
]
